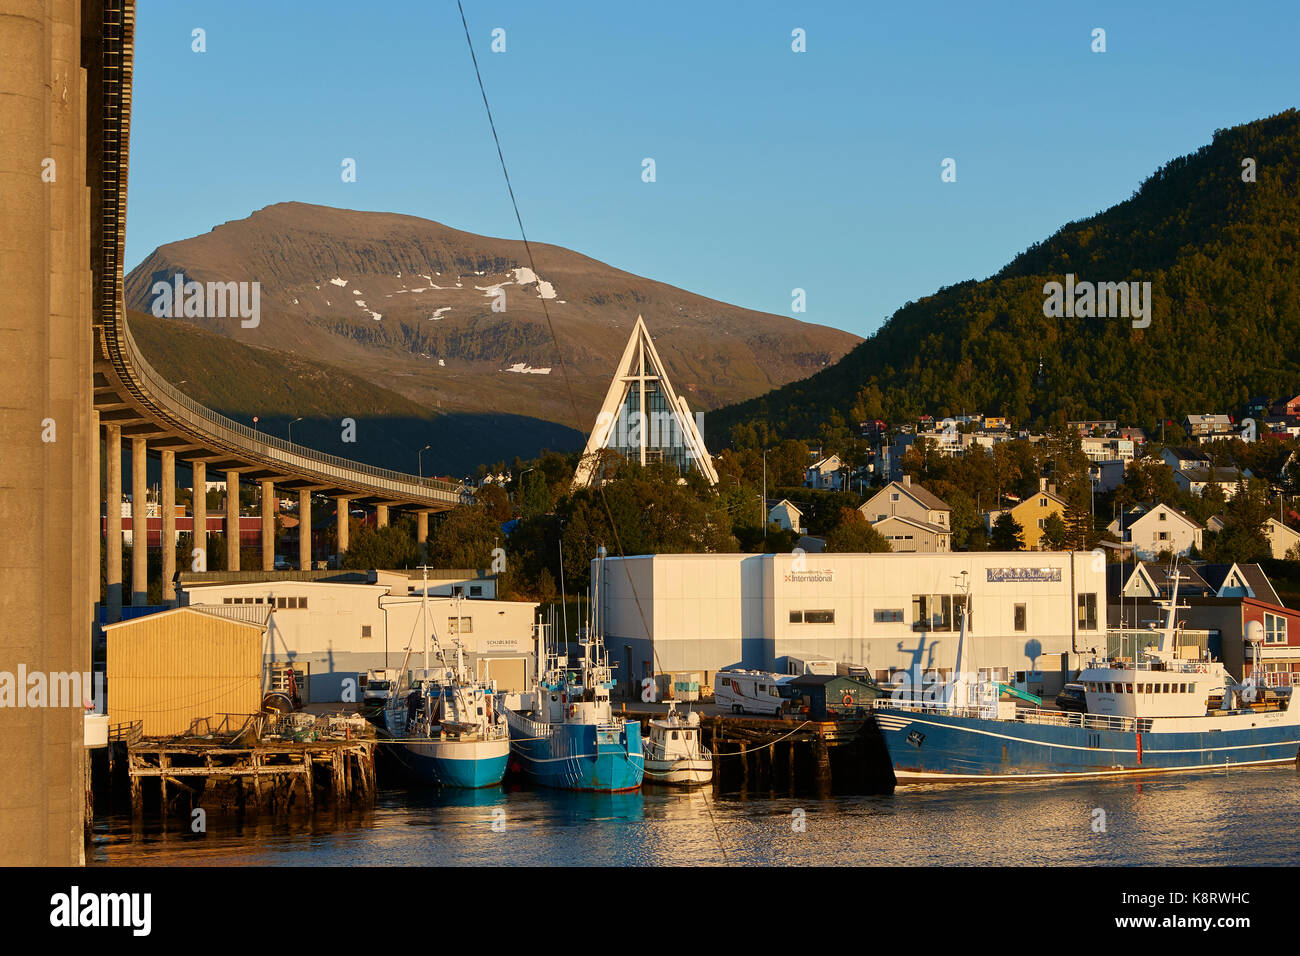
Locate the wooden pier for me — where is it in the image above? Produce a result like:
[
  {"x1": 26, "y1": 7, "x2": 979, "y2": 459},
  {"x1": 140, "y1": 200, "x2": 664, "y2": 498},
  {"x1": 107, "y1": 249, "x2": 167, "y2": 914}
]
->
[
  {"x1": 107, "y1": 714, "x2": 378, "y2": 818},
  {"x1": 628, "y1": 709, "x2": 894, "y2": 795}
]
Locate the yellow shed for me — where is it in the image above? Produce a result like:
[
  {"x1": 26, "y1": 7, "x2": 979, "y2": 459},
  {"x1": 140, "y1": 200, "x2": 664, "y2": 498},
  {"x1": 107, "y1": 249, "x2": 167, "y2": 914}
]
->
[{"x1": 105, "y1": 605, "x2": 268, "y2": 737}]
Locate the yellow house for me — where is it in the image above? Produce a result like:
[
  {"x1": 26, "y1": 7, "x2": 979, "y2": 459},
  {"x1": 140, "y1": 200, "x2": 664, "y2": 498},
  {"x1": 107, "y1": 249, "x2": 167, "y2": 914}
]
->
[{"x1": 987, "y1": 479, "x2": 1069, "y2": 550}]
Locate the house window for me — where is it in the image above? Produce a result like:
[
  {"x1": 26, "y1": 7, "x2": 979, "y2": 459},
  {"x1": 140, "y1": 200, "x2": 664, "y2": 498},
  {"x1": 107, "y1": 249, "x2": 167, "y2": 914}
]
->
[
  {"x1": 1159, "y1": 511, "x2": 1167, "y2": 520},
  {"x1": 891, "y1": 493, "x2": 899, "y2": 501},
  {"x1": 1264, "y1": 612, "x2": 1287, "y2": 645},
  {"x1": 361, "y1": 625, "x2": 372, "y2": 639},
  {"x1": 1039, "y1": 497, "x2": 1047, "y2": 507},
  {"x1": 276, "y1": 597, "x2": 287, "y2": 608},
  {"x1": 874, "y1": 609, "x2": 904, "y2": 623},
  {"x1": 1014, "y1": 604, "x2": 1026, "y2": 632},
  {"x1": 1077, "y1": 593, "x2": 1098, "y2": 631},
  {"x1": 469, "y1": 586, "x2": 483, "y2": 597},
  {"x1": 1037, "y1": 518, "x2": 1046, "y2": 529},
  {"x1": 876, "y1": 513, "x2": 887, "y2": 522}
]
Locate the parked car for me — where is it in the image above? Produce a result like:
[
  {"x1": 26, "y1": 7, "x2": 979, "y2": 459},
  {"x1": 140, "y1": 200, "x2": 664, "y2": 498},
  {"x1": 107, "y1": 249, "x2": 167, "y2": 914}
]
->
[
  {"x1": 1055, "y1": 682, "x2": 1087, "y2": 712},
  {"x1": 273, "y1": 556, "x2": 291, "y2": 571}
]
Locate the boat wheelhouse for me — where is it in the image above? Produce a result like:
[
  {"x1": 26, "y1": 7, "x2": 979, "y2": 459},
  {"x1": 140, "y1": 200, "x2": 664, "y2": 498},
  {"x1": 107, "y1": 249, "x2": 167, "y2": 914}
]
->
[{"x1": 643, "y1": 701, "x2": 712, "y2": 786}]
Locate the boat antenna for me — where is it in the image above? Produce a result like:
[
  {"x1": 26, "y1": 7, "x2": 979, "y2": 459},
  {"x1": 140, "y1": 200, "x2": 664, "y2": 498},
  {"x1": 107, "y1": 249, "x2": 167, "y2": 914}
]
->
[{"x1": 559, "y1": 534, "x2": 569, "y2": 658}]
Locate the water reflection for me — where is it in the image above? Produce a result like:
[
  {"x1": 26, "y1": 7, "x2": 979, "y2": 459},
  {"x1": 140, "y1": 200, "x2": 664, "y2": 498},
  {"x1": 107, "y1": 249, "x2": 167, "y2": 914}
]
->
[{"x1": 90, "y1": 764, "x2": 1300, "y2": 867}]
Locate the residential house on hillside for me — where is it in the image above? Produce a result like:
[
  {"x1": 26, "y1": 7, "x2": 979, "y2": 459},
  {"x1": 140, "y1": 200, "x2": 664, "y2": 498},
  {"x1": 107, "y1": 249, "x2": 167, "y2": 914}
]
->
[
  {"x1": 1106, "y1": 503, "x2": 1203, "y2": 560},
  {"x1": 1081, "y1": 436, "x2": 1135, "y2": 462},
  {"x1": 767, "y1": 499, "x2": 803, "y2": 535},
  {"x1": 1183, "y1": 413, "x2": 1236, "y2": 442},
  {"x1": 1172, "y1": 466, "x2": 1250, "y2": 498},
  {"x1": 983, "y1": 478, "x2": 1068, "y2": 550},
  {"x1": 1207, "y1": 515, "x2": 1300, "y2": 560},
  {"x1": 1069, "y1": 420, "x2": 1119, "y2": 436},
  {"x1": 859, "y1": 476, "x2": 952, "y2": 553},
  {"x1": 1088, "y1": 459, "x2": 1127, "y2": 493},
  {"x1": 1160, "y1": 446, "x2": 1211, "y2": 473},
  {"x1": 805, "y1": 455, "x2": 844, "y2": 491},
  {"x1": 1271, "y1": 394, "x2": 1300, "y2": 418}
]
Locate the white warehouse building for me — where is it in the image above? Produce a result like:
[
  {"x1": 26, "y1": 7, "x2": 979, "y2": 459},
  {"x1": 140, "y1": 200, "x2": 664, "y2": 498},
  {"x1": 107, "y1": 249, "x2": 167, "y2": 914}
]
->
[
  {"x1": 595, "y1": 551, "x2": 1108, "y2": 696},
  {"x1": 178, "y1": 577, "x2": 537, "y2": 702}
]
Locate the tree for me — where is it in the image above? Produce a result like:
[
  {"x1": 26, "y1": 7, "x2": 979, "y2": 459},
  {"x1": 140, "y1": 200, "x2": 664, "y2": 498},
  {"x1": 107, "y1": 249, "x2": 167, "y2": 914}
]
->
[
  {"x1": 990, "y1": 512, "x2": 1025, "y2": 551},
  {"x1": 825, "y1": 509, "x2": 891, "y2": 553},
  {"x1": 1041, "y1": 512, "x2": 1067, "y2": 550}
]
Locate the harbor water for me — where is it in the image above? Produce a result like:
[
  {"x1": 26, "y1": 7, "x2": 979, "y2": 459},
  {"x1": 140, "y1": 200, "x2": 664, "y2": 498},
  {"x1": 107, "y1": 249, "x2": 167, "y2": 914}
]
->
[{"x1": 90, "y1": 764, "x2": 1300, "y2": 866}]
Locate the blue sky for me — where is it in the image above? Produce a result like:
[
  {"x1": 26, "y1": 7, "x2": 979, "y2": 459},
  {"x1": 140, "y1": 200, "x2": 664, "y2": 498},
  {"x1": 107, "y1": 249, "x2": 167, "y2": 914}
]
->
[{"x1": 127, "y1": 0, "x2": 1300, "y2": 339}]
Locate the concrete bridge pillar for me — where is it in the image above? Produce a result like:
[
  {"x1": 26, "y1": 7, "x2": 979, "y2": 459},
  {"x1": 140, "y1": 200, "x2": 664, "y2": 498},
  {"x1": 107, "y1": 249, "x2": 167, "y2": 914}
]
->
[
  {"x1": 106, "y1": 424, "x2": 123, "y2": 621},
  {"x1": 161, "y1": 451, "x2": 176, "y2": 605},
  {"x1": 261, "y1": 479, "x2": 275, "y2": 571},
  {"x1": 376, "y1": 504, "x2": 389, "y2": 528},
  {"x1": 192, "y1": 460, "x2": 207, "y2": 571},
  {"x1": 132, "y1": 437, "x2": 148, "y2": 605},
  {"x1": 299, "y1": 490, "x2": 312, "y2": 570},
  {"x1": 226, "y1": 470, "x2": 240, "y2": 571},
  {"x1": 336, "y1": 497, "x2": 350, "y2": 560},
  {"x1": 417, "y1": 511, "x2": 429, "y2": 560}
]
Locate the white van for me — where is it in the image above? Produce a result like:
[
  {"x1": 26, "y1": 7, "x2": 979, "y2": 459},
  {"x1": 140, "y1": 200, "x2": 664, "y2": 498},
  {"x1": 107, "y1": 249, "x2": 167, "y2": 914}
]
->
[{"x1": 714, "y1": 670, "x2": 795, "y2": 717}]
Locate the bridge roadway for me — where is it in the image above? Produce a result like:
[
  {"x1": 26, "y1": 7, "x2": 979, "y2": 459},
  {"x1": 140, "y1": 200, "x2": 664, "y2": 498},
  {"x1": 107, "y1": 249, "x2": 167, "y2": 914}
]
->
[{"x1": 92, "y1": 0, "x2": 467, "y2": 619}]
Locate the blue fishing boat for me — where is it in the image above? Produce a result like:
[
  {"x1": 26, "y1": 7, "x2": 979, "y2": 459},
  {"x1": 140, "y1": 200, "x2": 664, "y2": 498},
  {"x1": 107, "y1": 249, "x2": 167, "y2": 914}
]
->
[
  {"x1": 383, "y1": 568, "x2": 510, "y2": 788},
  {"x1": 874, "y1": 565, "x2": 1300, "y2": 782},
  {"x1": 502, "y1": 551, "x2": 643, "y2": 791}
]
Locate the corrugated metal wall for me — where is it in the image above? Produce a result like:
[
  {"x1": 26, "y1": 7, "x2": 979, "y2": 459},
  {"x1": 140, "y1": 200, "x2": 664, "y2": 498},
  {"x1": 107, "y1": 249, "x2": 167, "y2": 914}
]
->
[{"x1": 107, "y1": 610, "x2": 263, "y2": 736}]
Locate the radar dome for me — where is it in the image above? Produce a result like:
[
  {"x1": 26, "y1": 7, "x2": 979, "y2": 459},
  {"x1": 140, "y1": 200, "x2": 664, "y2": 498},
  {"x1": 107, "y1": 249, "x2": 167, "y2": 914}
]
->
[{"x1": 1246, "y1": 620, "x2": 1265, "y2": 645}]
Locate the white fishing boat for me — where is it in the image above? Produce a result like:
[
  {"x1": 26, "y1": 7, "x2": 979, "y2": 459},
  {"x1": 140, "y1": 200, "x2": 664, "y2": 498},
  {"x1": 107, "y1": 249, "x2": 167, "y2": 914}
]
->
[
  {"x1": 643, "y1": 701, "x2": 712, "y2": 786},
  {"x1": 382, "y1": 568, "x2": 510, "y2": 788}
]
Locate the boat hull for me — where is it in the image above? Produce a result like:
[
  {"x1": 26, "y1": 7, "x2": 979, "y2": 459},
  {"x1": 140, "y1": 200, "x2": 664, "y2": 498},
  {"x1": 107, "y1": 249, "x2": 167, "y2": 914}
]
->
[
  {"x1": 387, "y1": 737, "x2": 511, "y2": 789},
  {"x1": 874, "y1": 707, "x2": 1300, "y2": 782},
  {"x1": 644, "y1": 758, "x2": 712, "y2": 787},
  {"x1": 506, "y1": 713, "x2": 643, "y2": 791}
]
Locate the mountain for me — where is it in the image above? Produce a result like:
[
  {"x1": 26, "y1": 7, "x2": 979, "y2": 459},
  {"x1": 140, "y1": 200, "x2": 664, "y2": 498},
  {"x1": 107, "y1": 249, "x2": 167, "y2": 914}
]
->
[
  {"x1": 124, "y1": 203, "x2": 861, "y2": 438},
  {"x1": 705, "y1": 110, "x2": 1300, "y2": 445},
  {"x1": 125, "y1": 309, "x2": 583, "y2": 477}
]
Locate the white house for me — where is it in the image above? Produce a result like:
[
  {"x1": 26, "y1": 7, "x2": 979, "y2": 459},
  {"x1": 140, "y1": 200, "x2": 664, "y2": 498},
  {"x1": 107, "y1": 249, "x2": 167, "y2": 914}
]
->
[
  {"x1": 1160, "y1": 447, "x2": 1210, "y2": 473},
  {"x1": 1106, "y1": 503, "x2": 1202, "y2": 559},
  {"x1": 768, "y1": 499, "x2": 803, "y2": 534},
  {"x1": 1172, "y1": 466, "x2": 1250, "y2": 498},
  {"x1": 805, "y1": 455, "x2": 844, "y2": 490}
]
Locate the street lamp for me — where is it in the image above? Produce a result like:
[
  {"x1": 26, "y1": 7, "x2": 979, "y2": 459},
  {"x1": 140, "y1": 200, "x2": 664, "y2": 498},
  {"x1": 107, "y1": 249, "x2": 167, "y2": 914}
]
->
[
  {"x1": 288, "y1": 417, "x2": 303, "y2": 443},
  {"x1": 761, "y1": 448, "x2": 770, "y2": 541},
  {"x1": 418, "y1": 444, "x2": 431, "y2": 478}
]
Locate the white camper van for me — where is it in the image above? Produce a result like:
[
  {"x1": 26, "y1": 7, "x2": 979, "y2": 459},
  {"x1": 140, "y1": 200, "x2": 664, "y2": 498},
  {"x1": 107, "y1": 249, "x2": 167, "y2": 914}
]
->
[
  {"x1": 786, "y1": 657, "x2": 836, "y2": 676},
  {"x1": 714, "y1": 669, "x2": 795, "y2": 717}
]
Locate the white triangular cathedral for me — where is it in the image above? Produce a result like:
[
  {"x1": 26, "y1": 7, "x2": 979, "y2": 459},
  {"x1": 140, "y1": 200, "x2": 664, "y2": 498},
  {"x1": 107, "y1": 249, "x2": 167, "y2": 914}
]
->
[{"x1": 571, "y1": 315, "x2": 719, "y2": 490}]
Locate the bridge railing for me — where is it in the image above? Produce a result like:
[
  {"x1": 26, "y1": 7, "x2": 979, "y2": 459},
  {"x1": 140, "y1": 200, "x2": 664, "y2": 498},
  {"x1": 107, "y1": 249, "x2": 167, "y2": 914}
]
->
[{"x1": 117, "y1": 319, "x2": 467, "y2": 505}]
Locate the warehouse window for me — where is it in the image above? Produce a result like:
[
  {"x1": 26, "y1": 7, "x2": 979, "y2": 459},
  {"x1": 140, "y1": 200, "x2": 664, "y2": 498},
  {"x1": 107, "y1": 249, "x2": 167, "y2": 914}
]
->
[
  {"x1": 448, "y1": 617, "x2": 473, "y2": 634},
  {"x1": 1014, "y1": 603, "x2": 1026, "y2": 632},
  {"x1": 361, "y1": 625, "x2": 372, "y2": 639},
  {"x1": 1077, "y1": 593, "x2": 1098, "y2": 631},
  {"x1": 803, "y1": 610, "x2": 834, "y2": 624},
  {"x1": 912, "y1": 594, "x2": 953, "y2": 631},
  {"x1": 873, "y1": 609, "x2": 904, "y2": 623},
  {"x1": 789, "y1": 610, "x2": 803, "y2": 624},
  {"x1": 470, "y1": 586, "x2": 483, "y2": 597}
]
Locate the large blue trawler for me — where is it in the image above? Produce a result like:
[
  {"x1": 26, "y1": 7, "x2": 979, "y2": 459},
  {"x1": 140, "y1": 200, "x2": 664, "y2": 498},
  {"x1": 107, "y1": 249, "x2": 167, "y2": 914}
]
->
[
  {"x1": 874, "y1": 566, "x2": 1300, "y2": 782},
  {"x1": 501, "y1": 550, "x2": 643, "y2": 791}
]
